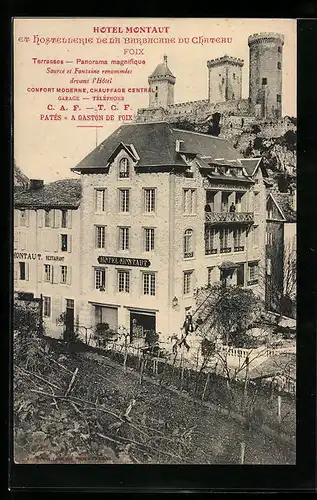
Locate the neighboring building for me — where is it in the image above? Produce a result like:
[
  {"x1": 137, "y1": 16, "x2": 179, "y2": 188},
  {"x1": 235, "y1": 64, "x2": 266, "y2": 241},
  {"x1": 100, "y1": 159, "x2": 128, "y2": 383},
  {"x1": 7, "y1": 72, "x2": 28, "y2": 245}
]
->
[
  {"x1": 14, "y1": 179, "x2": 82, "y2": 337},
  {"x1": 136, "y1": 32, "x2": 285, "y2": 126},
  {"x1": 70, "y1": 121, "x2": 267, "y2": 342},
  {"x1": 265, "y1": 191, "x2": 296, "y2": 317}
]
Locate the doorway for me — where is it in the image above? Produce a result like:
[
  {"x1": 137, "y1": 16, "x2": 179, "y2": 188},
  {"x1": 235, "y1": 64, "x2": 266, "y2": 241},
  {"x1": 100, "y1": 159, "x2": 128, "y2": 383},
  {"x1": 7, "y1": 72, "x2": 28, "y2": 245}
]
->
[
  {"x1": 130, "y1": 311, "x2": 156, "y2": 343},
  {"x1": 65, "y1": 299, "x2": 74, "y2": 340}
]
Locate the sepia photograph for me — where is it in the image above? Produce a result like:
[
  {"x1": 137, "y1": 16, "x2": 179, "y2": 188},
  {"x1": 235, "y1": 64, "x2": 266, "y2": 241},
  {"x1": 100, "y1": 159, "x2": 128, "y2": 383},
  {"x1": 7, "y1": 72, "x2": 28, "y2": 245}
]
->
[{"x1": 13, "y1": 18, "x2": 296, "y2": 466}]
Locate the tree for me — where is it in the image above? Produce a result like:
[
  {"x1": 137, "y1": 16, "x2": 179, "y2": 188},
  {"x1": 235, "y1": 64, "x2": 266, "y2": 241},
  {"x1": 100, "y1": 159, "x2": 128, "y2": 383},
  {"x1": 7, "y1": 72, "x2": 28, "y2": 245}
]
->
[
  {"x1": 192, "y1": 284, "x2": 268, "y2": 404},
  {"x1": 267, "y1": 235, "x2": 296, "y2": 319}
]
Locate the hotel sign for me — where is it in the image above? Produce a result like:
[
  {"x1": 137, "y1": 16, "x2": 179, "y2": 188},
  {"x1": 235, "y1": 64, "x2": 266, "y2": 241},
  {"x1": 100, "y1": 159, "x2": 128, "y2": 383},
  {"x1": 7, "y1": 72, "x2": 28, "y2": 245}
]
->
[{"x1": 97, "y1": 255, "x2": 151, "y2": 267}]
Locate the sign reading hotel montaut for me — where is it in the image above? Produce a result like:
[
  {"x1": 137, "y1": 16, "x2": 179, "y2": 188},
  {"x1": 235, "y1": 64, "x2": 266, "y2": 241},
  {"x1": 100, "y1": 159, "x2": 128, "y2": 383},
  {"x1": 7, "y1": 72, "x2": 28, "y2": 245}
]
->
[{"x1": 97, "y1": 256, "x2": 151, "y2": 267}]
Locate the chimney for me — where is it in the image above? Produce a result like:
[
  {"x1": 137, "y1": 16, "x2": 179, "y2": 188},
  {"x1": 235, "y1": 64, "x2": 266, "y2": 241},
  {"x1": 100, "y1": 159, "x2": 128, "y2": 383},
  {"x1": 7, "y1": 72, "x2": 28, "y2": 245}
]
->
[
  {"x1": 29, "y1": 179, "x2": 44, "y2": 190},
  {"x1": 175, "y1": 140, "x2": 185, "y2": 152}
]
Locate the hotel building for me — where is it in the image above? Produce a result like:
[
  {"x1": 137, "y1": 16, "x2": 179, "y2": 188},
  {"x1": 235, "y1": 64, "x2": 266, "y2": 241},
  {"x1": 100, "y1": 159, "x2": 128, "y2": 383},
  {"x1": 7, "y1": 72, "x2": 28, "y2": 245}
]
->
[{"x1": 72, "y1": 122, "x2": 267, "y2": 341}]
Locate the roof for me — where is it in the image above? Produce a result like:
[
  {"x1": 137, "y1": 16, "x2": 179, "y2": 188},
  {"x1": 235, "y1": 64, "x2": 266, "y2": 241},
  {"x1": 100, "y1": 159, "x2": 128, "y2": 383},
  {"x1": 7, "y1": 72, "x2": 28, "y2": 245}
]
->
[
  {"x1": 72, "y1": 122, "x2": 243, "y2": 172},
  {"x1": 269, "y1": 192, "x2": 296, "y2": 222},
  {"x1": 239, "y1": 158, "x2": 262, "y2": 176},
  {"x1": 14, "y1": 179, "x2": 82, "y2": 209},
  {"x1": 148, "y1": 56, "x2": 175, "y2": 80},
  {"x1": 249, "y1": 353, "x2": 296, "y2": 381}
]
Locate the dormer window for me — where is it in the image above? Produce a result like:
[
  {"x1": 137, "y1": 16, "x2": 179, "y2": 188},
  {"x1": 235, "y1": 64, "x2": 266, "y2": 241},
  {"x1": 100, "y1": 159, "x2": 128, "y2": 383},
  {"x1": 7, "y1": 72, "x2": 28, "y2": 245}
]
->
[{"x1": 119, "y1": 158, "x2": 129, "y2": 178}]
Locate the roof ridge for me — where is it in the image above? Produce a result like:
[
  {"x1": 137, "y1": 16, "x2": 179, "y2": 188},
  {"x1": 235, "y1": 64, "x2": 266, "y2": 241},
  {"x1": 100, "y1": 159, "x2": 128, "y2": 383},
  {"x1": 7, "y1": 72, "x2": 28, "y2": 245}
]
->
[{"x1": 171, "y1": 128, "x2": 227, "y2": 140}]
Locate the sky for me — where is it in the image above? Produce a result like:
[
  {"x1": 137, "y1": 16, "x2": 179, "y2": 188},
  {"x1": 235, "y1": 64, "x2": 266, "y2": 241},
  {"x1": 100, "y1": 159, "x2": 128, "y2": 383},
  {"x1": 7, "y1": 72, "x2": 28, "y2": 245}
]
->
[{"x1": 14, "y1": 18, "x2": 296, "y2": 182}]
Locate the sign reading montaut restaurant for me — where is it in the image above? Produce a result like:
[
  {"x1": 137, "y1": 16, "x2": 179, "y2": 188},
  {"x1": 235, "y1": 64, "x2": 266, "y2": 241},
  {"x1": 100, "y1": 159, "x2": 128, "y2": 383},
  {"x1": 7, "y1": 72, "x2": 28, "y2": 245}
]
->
[{"x1": 98, "y1": 256, "x2": 151, "y2": 267}]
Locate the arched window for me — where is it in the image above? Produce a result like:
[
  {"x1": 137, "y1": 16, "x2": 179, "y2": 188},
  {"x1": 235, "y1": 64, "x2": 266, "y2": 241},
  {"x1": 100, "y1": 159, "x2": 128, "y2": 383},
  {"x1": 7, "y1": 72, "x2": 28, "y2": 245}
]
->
[
  {"x1": 119, "y1": 158, "x2": 129, "y2": 178},
  {"x1": 184, "y1": 229, "x2": 194, "y2": 258}
]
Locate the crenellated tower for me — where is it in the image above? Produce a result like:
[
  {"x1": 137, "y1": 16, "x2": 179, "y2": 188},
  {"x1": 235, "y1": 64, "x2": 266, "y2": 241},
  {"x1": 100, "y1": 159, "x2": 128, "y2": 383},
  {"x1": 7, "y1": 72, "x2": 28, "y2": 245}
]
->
[
  {"x1": 207, "y1": 55, "x2": 244, "y2": 103},
  {"x1": 248, "y1": 32, "x2": 284, "y2": 119}
]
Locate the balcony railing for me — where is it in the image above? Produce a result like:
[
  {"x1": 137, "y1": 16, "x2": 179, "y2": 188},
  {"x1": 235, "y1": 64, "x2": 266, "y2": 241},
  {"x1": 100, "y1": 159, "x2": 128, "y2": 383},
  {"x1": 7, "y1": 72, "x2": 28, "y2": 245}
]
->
[
  {"x1": 205, "y1": 212, "x2": 254, "y2": 224},
  {"x1": 220, "y1": 247, "x2": 232, "y2": 254},
  {"x1": 184, "y1": 251, "x2": 194, "y2": 259},
  {"x1": 205, "y1": 248, "x2": 217, "y2": 255},
  {"x1": 234, "y1": 245, "x2": 244, "y2": 252}
]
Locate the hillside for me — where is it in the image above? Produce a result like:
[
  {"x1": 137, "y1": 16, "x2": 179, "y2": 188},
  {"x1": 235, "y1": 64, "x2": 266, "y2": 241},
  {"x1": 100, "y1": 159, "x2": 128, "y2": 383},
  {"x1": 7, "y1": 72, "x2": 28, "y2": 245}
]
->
[{"x1": 169, "y1": 116, "x2": 297, "y2": 193}]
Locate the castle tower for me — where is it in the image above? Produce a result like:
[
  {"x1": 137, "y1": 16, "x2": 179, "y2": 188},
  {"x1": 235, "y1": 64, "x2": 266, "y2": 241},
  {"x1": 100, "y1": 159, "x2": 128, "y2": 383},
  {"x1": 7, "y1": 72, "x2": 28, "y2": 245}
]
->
[
  {"x1": 207, "y1": 55, "x2": 244, "y2": 103},
  {"x1": 148, "y1": 55, "x2": 176, "y2": 108},
  {"x1": 248, "y1": 32, "x2": 284, "y2": 119}
]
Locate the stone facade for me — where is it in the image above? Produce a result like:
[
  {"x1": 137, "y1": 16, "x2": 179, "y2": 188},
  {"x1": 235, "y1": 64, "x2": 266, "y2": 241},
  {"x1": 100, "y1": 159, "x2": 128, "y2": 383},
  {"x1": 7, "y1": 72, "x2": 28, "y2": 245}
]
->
[{"x1": 13, "y1": 205, "x2": 81, "y2": 338}]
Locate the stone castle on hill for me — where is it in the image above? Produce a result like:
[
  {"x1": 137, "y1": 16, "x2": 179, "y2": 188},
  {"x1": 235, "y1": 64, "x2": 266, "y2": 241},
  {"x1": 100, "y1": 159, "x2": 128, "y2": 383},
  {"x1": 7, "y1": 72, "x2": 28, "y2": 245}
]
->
[{"x1": 135, "y1": 32, "x2": 295, "y2": 139}]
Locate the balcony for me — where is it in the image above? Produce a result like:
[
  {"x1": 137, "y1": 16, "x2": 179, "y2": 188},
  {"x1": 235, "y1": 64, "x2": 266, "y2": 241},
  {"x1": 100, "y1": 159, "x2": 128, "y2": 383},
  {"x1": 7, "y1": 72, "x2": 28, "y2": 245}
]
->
[
  {"x1": 205, "y1": 212, "x2": 254, "y2": 224},
  {"x1": 234, "y1": 245, "x2": 245, "y2": 252}
]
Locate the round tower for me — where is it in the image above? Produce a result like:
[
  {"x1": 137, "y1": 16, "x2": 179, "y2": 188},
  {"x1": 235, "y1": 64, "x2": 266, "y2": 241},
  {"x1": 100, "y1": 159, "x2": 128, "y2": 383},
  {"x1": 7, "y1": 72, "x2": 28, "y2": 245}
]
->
[
  {"x1": 207, "y1": 55, "x2": 244, "y2": 103},
  {"x1": 148, "y1": 55, "x2": 176, "y2": 109},
  {"x1": 248, "y1": 32, "x2": 284, "y2": 119}
]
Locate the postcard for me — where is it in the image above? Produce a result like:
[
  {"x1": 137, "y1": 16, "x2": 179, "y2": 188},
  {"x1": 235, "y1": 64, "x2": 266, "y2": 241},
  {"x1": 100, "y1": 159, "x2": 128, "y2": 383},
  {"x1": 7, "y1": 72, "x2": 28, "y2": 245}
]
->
[{"x1": 13, "y1": 18, "x2": 296, "y2": 466}]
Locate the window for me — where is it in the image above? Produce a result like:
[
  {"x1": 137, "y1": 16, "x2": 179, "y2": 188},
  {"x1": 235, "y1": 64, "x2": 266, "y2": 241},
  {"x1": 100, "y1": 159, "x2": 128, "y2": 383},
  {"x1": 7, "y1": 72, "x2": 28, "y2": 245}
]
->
[
  {"x1": 183, "y1": 189, "x2": 196, "y2": 214},
  {"x1": 95, "y1": 189, "x2": 106, "y2": 212},
  {"x1": 253, "y1": 225, "x2": 259, "y2": 246},
  {"x1": 66, "y1": 299, "x2": 74, "y2": 309},
  {"x1": 95, "y1": 225, "x2": 106, "y2": 249},
  {"x1": 237, "y1": 263, "x2": 245, "y2": 286},
  {"x1": 254, "y1": 193, "x2": 260, "y2": 212},
  {"x1": 60, "y1": 265, "x2": 67, "y2": 284},
  {"x1": 206, "y1": 191, "x2": 215, "y2": 211},
  {"x1": 119, "y1": 158, "x2": 130, "y2": 178},
  {"x1": 277, "y1": 94, "x2": 281, "y2": 103},
  {"x1": 44, "y1": 264, "x2": 52, "y2": 282},
  {"x1": 183, "y1": 270, "x2": 193, "y2": 295},
  {"x1": 117, "y1": 270, "x2": 130, "y2": 293},
  {"x1": 20, "y1": 210, "x2": 27, "y2": 226},
  {"x1": 94, "y1": 268, "x2": 106, "y2": 290},
  {"x1": 248, "y1": 262, "x2": 259, "y2": 284},
  {"x1": 205, "y1": 228, "x2": 217, "y2": 255},
  {"x1": 119, "y1": 189, "x2": 130, "y2": 212},
  {"x1": 184, "y1": 229, "x2": 194, "y2": 258},
  {"x1": 61, "y1": 210, "x2": 67, "y2": 228},
  {"x1": 278, "y1": 46, "x2": 282, "y2": 53},
  {"x1": 43, "y1": 297, "x2": 51, "y2": 317},
  {"x1": 220, "y1": 228, "x2": 231, "y2": 252},
  {"x1": 222, "y1": 78, "x2": 225, "y2": 84},
  {"x1": 262, "y1": 77, "x2": 267, "y2": 85},
  {"x1": 267, "y1": 258, "x2": 272, "y2": 276},
  {"x1": 19, "y1": 262, "x2": 26, "y2": 280},
  {"x1": 144, "y1": 228, "x2": 155, "y2": 252},
  {"x1": 61, "y1": 234, "x2": 68, "y2": 252},
  {"x1": 144, "y1": 188, "x2": 156, "y2": 212},
  {"x1": 119, "y1": 227, "x2": 129, "y2": 250},
  {"x1": 221, "y1": 192, "x2": 230, "y2": 212},
  {"x1": 233, "y1": 228, "x2": 244, "y2": 250},
  {"x1": 266, "y1": 231, "x2": 273, "y2": 245},
  {"x1": 44, "y1": 210, "x2": 51, "y2": 227},
  {"x1": 233, "y1": 72, "x2": 236, "y2": 79},
  {"x1": 143, "y1": 272, "x2": 156, "y2": 296},
  {"x1": 207, "y1": 267, "x2": 215, "y2": 286},
  {"x1": 236, "y1": 192, "x2": 243, "y2": 211},
  {"x1": 277, "y1": 62, "x2": 281, "y2": 70}
]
